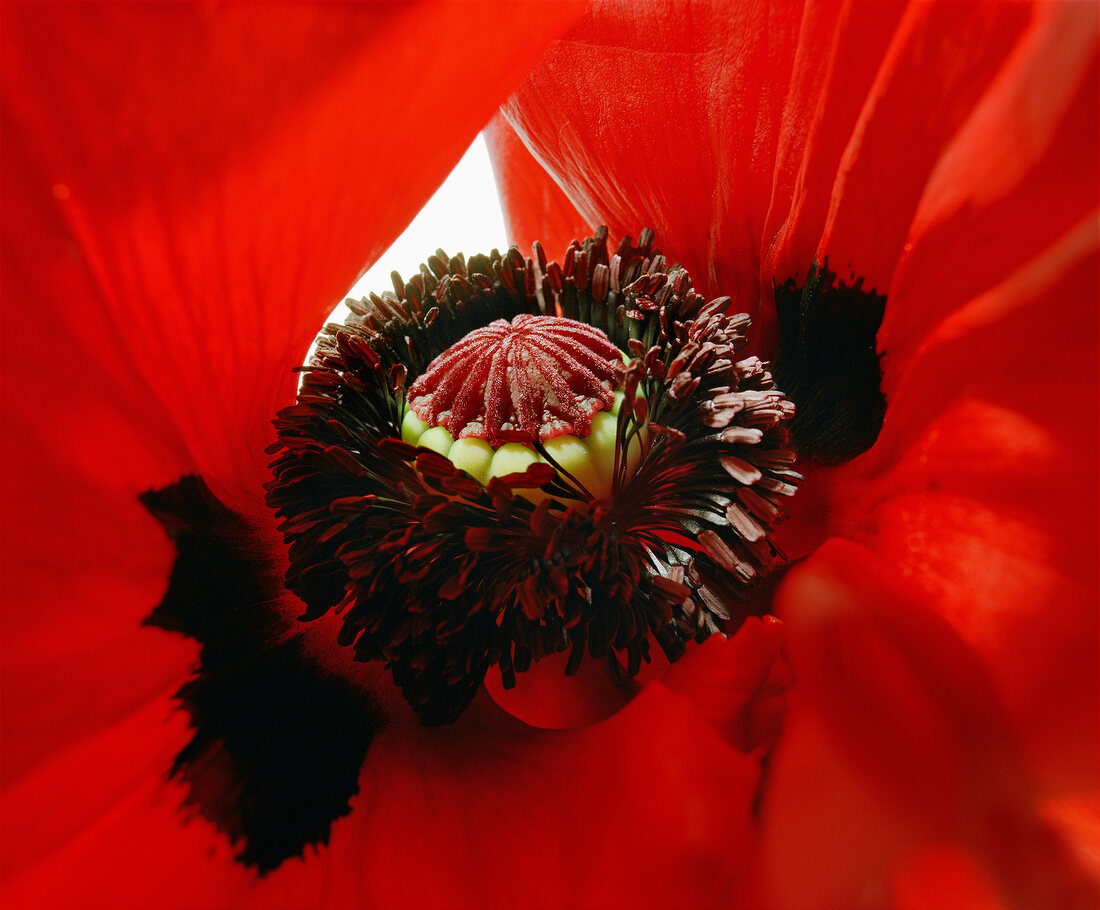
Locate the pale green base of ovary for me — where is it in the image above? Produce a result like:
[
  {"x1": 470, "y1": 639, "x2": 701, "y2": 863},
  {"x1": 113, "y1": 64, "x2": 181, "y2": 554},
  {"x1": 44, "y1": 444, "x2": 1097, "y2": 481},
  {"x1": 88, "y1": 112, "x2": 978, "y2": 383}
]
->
[{"x1": 400, "y1": 394, "x2": 643, "y2": 502}]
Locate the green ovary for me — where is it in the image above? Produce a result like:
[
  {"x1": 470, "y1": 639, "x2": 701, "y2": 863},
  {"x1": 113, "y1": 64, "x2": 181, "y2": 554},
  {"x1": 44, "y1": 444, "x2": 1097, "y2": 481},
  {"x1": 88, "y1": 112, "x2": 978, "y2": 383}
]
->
[{"x1": 400, "y1": 392, "x2": 644, "y2": 501}]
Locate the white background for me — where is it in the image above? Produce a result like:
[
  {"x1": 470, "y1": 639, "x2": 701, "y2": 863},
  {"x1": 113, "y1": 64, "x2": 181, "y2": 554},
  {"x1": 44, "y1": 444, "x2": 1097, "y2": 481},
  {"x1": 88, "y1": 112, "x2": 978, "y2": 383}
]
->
[{"x1": 338, "y1": 135, "x2": 507, "y2": 315}]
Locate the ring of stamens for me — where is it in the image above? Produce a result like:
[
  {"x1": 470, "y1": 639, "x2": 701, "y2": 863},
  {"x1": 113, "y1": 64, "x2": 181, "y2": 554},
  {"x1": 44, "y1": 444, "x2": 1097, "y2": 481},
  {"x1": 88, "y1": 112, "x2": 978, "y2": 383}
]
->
[{"x1": 266, "y1": 228, "x2": 800, "y2": 725}]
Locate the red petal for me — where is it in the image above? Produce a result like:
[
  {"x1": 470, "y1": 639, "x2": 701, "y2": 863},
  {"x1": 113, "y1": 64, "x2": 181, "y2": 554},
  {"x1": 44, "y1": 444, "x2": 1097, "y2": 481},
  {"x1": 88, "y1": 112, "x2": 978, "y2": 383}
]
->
[
  {"x1": 1, "y1": 694, "x2": 235, "y2": 899},
  {"x1": 762, "y1": 0, "x2": 907, "y2": 302},
  {"x1": 4, "y1": 685, "x2": 762, "y2": 909},
  {"x1": 801, "y1": 2, "x2": 1099, "y2": 799},
  {"x1": 1, "y1": 424, "x2": 196, "y2": 784},
  {"x1": 499, "y1": 0, "x2": 806, "y2": 320},
  {"x1": 1, "y1": 0, "x2": 586, "y2": 889},
  {"x1": 879, "y1": 2, "x2": 1098, "y2": 377},
  {"x1": 761, "y1": 539, "x2": 1100, "y2": 910},
  {"x1": 484, "y1": 112, "x2": 593, "y2": 255},
  {"x1": 812, "y1": 1, "x2": 1033, "y2": 295},
  {"x1": 495, "y1": 2, "x2": 1092, "y2": 357},
  {"x1": 818, "y1": 215, "x2": 1099, "y2": 794},
  {"x1": 3, "y1": 1, "x2": 585, "y2": 503}
]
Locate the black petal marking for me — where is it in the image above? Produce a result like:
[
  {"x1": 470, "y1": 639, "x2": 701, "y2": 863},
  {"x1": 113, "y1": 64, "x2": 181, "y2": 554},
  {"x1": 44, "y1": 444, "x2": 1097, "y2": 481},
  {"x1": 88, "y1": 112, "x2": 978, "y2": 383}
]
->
[
  {"x1": 774, "y1": 262, "x2": 887, "y2": 463},
  {"x1": 141, "y1": 476, "x2": 379, "y2": 873}
]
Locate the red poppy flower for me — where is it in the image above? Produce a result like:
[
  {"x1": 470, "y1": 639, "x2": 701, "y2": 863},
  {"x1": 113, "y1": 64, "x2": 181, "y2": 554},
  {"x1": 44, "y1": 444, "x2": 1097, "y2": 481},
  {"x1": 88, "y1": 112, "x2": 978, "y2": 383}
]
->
[
  {"x1": 2, "y1": 4, "x2": 1096, "y2": 910},
  {"x1": 489, "y1": 0, "x2": 1099, "y2": 906}
]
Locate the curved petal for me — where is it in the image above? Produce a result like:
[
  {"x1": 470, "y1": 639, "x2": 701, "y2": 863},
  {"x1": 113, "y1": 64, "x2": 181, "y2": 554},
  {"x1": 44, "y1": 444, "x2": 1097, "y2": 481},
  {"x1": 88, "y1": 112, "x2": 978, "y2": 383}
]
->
[
  {"x1": 484, "y1": 112, "x2": 593, "y2": 256},
  {"x1": 762, "y1": 539, "x2": 1100, "y2": 910},
  {"x1": 761, "y1": 0, "x2": 906, "y2": 301},
  {"x1": 497, "y1": 2, "x2": 1051, "y2": 344},
  {"x1": 495, "y1": 1, "x2": 1090, "y2": 349},
  {"x1": 3, "y1": 1, "x2": 585, "y2": 502},
  {"x1": 820, "y1": 214, "x2": 1099, "y2": 792},
  {"x1": 785, "y1": 1, "x2": 1099, "y2": 793},
  {"x1": 811, "y1": 1, "x2": 1033, "y2": 294},
  {"x1": 3, "y1": 677, "x2": 762, "y2": 910},
  {"x1": 879, "y1": 0, "x2": 1098, "y2": 376},
  {"x1": 499, "y1": 0, "x2": 807, "y2": 325}
]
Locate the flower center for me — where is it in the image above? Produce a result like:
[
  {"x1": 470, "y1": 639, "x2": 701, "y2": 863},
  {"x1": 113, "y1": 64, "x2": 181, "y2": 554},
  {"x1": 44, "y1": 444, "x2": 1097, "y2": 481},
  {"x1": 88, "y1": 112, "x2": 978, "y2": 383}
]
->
[{"x1": 266, "y1": 229, "x2": 801, "y2": 726}]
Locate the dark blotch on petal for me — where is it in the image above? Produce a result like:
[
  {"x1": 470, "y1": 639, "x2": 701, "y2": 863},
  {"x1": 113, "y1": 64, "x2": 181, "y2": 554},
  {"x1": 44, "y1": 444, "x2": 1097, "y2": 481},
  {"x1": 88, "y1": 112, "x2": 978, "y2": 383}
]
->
[
  {"x1": 774, "y1": 263, "x2": 887, "y2": 464},
  {"x1": 141, "y1": 476, "x2": 379, "y2": 874},
  {"x1": 142, "y1": 476, "x2": 288, "y2": 656}
]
